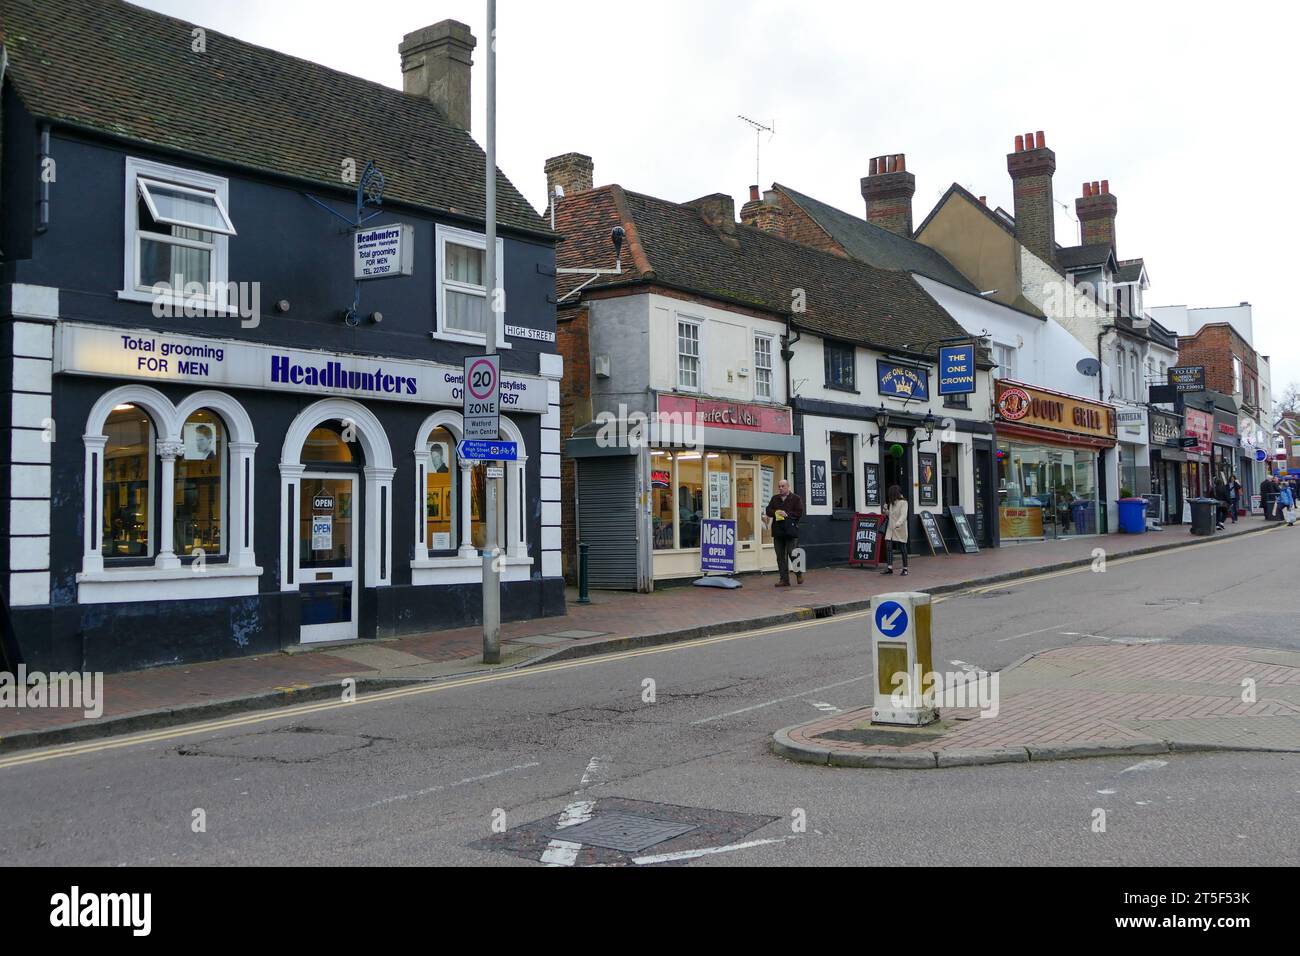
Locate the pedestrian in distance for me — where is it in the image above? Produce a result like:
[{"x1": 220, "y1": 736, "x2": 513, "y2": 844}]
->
[
  {"x1": 765, "y1": 477, "x2": 804, "y2": 587},
  {"x1": 1281, "y1": 482, "x2": 1296, "y2": 526},
  {"x1": 1228, "y1": 473, "x2": 1242, "y2": 524},
  {"x1": 1213, "y1": 477, "x2": 1228, "y2": 531},
  {"x1": 882, "y1": 484, "x2": 910, "y2": 576}
]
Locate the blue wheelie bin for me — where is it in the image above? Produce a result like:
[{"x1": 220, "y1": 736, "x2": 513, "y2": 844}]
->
[{"x1": 1116, "y1": 497, "x2": 1147, "y2": 534}]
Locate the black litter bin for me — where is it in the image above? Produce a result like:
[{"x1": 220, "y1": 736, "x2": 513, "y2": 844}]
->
[{"x1": 1189, "y1": 497, "x2": 1218, "y2": 536}]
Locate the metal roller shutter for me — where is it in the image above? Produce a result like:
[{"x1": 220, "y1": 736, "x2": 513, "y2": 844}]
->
[{"x1": 577, "y1": 457, "x2": 639, "y2": 590}]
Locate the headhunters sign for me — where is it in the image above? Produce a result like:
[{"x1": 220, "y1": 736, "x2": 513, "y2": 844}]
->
[{"x1": 54, "y1": 323, "x2": 548, "y2": 412}]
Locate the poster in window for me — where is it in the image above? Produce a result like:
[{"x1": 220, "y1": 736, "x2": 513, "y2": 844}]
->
[
  {"x1": 918, "y1": 452, "x2": 938, "y2": 505},
  {"x1": 184, "y1": 422, "x2": 219, "y2": 462},
  {"x1": 760, "y1": 466, "x2": 774, "y2": 510},
  {"x1": 428, "y1": 441, "x2": 451, "y2": 474},
  {"x1": 311, "y1": 514, "x2": 333, "y2": 552},
  {"x1": 863, "y1": 462, "x2": 881, "y2": 507},
  {"x1": 809, "y1": 460, "x2": 827, "y2": 506},
  {"x1": 707, "y1": 470, "x2": 726, "y2": 519}
]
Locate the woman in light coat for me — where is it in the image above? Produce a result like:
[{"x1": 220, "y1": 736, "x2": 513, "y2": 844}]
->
[{"x1": 882, "y1": 484, "x2": 910, "y2": 576}]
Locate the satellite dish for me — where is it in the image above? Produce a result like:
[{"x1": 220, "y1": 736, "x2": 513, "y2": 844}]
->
[{"x1": 1076, "y1": 357, "x2": 1102, "y2": 377}]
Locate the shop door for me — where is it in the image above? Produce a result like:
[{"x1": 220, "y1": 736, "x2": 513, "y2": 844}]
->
[
  {"x1": 299, "y1": 474, "x2": 358, "y2": 643},
  {"x1": 734, "y1": 463, "x2": 761, "y2": 572}
]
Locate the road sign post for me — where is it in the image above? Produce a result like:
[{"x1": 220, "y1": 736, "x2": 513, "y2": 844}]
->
[
  {"x1": 479, "y1": 0, "x2": 501, "y2": 665},
  {"x1": 870, "y1": 591, "x2": 937, "y2": 726}
]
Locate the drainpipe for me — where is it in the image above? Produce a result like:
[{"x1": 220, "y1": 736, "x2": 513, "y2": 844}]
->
[{"x1": 782, "y1": 315, "x2": 802, "y2": 494}]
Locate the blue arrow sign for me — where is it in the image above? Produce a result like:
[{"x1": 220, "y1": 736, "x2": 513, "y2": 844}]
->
[
  {"x1": 457, "y1": 440, "x2": 518, "y2": 462},
  {"x1": 874, "y1": 600, "x2": 908, "y2": 637}
]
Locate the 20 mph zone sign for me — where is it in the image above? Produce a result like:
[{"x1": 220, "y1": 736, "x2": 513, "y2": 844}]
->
[{"x1": 463, "y1": 354, "x2": 500, "y2": 444}]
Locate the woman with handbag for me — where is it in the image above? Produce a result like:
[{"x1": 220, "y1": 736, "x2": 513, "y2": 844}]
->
[{"x1": 882, "y1": 485, "x2": 910, "y2": 576}]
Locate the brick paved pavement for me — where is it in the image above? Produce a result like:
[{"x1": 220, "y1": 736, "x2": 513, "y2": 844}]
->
[
  {"x1": 776, "y1": 642, "x2": 1300, "y2": 768},
  {"x1": 0, "y1": 518, "x2": 1277, "y2": 743}
]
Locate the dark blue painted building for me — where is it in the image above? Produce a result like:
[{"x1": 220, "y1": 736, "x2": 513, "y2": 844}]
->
[{"x1": 0, "y1": 0, "x2": 564, "y2": 672}]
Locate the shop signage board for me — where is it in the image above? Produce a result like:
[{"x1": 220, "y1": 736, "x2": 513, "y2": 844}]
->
[
  {"x1": 877, "y1": 362, "x2": 930, "y2": 402},
  {"x1": 848, "y1": 513, "x2": 883, "y2": 567},
  {"x1": 919, "y1": 510, "x2": 947, "y2": 555},
  {"x1": 56, "y1": 323, "x2": 549, "y2": 412},
  {"x1": 947, "y1": 506, "x2": 979, "y2": 553},
  {"x1": 1168, "y1": 366, "x2": 1206, "y2": 393},
  {"x1": 655, "y1": 394, "x2": 793, "y2": 434},
  {"x1": 312, "y1": 494, "x2": 334, "y2": 511},
  {"x1": 353, "y1": 223, "x2": 414, "y2": 280},
  {"x1": 809, "y1": 461, "x2": 828, "y2": 507},
  {"x1": 993, "y1": 380, "x2": 1116, "y2": 442},
  {"x1": 1149, "y1": 411, "x2": 1182, "y2": 447},
  {"x1": 462, "y1": 354, "x2": 500, "y2": 442},
  {"x1": 1257, "y1": 449, "x2": 1268, "y2": 462},
  {"x1": 1185, "y1": 409, "x2": 1213, "y2": 455},
  {"x1": 700, "y1": 518, "x2": 736, "y2": 573},
  {"x1": 863, "y1": 462, "x2": 881, "y2": 507},
  {"x1": 937, "y1": 345, "x2": 977, "y2": 396},
  {"x1": 917, "y1": 452, "x2": 938, "y2": 506}
]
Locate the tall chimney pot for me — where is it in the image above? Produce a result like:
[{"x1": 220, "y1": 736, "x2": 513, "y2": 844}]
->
[{"x1": 400, "y1": 20, "x2": 476, "y2": 130}]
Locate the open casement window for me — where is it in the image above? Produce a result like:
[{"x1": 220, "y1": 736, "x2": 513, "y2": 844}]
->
[
  {"x1": 124, "y1": 158, "x2": 233, "y2": 308},
  {"x1": 435, "y1": 224, "x2": 506, "y2": 346}
]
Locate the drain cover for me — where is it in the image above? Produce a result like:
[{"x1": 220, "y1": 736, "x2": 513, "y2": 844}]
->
[{"x1": 551, "y1": 812, "x2": 698, "y2": 852}]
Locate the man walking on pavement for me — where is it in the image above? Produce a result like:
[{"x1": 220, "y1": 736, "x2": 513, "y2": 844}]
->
[{"x1": 765, "y1": 478, "x2": 804, "y2": 587}]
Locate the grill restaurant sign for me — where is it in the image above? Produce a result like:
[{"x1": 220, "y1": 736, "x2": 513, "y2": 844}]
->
[
  {"x1": 54, "y1": 322, "x2": 548, "y2": 412},
  {"x1": 994, "y1": 380, "x2": 1116, "y2": 441}
]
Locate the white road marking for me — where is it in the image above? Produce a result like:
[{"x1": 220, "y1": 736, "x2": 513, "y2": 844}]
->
[
  {"x1": 1096, "y1": 789, "x2": 1117, "y2": 795},
  {"x1": 346, "y1": 761, "x2": 539, "y2": 812},
  {"x1": 1061, "y1": 632, "x2": 1168, "y2": 645},
  {"x1": 1120, "y1": 759, "x2": 1168, "y2": 774},
  {"x1": 950, "y1": 660, "x2": 982, "y2": 673},
  {"x1": 690, "y1": 675, "x2": 869, "y2": 725},
  {"x1": 632, "y1": 836, "x2": 794, "y2": 865},
  {"x1": 997, "y1": 623, "x2": 1077, "y2": 643},
  {"x1": 541, "y1": 799, "x2": 597, "y2": 867},
  {"x1": 808, "y1": 701, "x2": 840, "y2": 714},
  {"x1": 579, "y1": 756, "x2": 605, "y2": 788}
]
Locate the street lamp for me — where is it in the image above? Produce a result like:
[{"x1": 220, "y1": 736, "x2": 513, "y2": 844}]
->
[
  {"x1": 869, "y1": 406, "x2": 890, "y2": 446},
  {"x1": 922, "y1": 411, "x2": 937, "y2": 444}
]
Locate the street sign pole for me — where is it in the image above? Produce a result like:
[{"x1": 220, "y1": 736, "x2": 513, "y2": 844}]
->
[{"x1": 482, "y1": 0, "x2": 500, "y2": 664}]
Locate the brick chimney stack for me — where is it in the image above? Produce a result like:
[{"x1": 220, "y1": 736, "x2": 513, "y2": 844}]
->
[
  {"x1": 740, "y1": 185, "x2": 788, "y2": 235},
  {"x1": 861, "y1": 153, "x2": 916, "y2": 236},
  {"x1": 1076, "y1": 179, "x2": 1118, "y2": 252},
  {"x1": 400, "y1": 20, "x2": 476, "y2": 130},
  {"x1": 544, "y1": 152, "x2": 594, "y2": 217},
  {"x1": 686, "y1": 193, "x2": 738, "y2": 245},
  {"x1": 1007, "y1": 130, "x2": 1057, "y2": 265}
]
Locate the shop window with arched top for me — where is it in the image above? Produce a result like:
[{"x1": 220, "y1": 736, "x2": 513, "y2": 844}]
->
[
  {"x1": 102, "y1": 403, "x2": 155, "y2": 560},
  {"x1": 175, "y1": 409, "x2": 226, "y2": 558},
  {"x1": 426, "y1": 426, "x2": 458, "y2": 551},
  {"x1": 303, "y1": 423, "x2": 362, "y2": 465}
]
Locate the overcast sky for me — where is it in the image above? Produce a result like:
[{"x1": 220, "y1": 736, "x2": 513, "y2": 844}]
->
[{"x1": 138, "y1": 0, "x2": 1298, "y2": 398}]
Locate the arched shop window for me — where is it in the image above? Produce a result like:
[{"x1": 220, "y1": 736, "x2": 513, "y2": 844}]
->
[
  {"x1": 426, "y1": 426, "x2": 459, "y2": 551},
  {"x1": 175, "y1": 409, "x2": 227, "y2": 557},
  {"x1": 412, "y1": 412, "x2": 527, "y2": 567},
  {"x1": 102, "y1": 403, "x2": 155, "y2": 560}
]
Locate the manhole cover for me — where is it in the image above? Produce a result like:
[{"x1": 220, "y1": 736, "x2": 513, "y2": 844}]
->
[
  {"x1": 551, "y1": 812, "x2": 698, "y2": 852},
  {"x1": 816, "y1": 727, "x2": 946, "y2": 747}
]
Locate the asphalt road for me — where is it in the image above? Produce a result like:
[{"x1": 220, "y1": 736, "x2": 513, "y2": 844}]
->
[{"x1": 2, "y1": 527, "x2": 1297, "y2": 866}]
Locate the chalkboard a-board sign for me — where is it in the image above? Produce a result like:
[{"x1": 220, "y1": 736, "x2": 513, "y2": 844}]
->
[
  {"x1": 919, "y1": 510, "x2": 948, "y2": 555},
  {"x1": 947, "y1": 505, "x2": 979, "y2": 554},
  {"x1": 848, "y1": 513, "x2": 883, "y2": 567},
  {"x1": 863, "y1": 462, "x2": 881, "y2": 507}
]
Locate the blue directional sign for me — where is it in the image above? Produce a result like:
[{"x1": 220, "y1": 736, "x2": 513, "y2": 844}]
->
[
  {"x1": 457, "y1": 440, "x2": 518, "y2": 462},
  {"x1": 874, "y1": 600, "x2": 908, "y2": 637}
]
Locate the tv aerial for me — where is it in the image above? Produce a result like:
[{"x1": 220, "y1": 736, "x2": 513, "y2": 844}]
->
[{"x1": 738, "y1": 114, "x2": 775, "y2": 188}]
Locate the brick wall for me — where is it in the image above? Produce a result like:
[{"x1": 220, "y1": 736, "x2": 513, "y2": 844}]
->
[
  {"x1": 556, "y1": 304, "x2": 591, "y2": 581},
  {"x1": 1007, "y1": 135, "x2": 1057, "y2": 267},
  {"x1": 766, "y1": 190, "x2": 847, "y2": 257},
  {"x1": 1176, "y1": 324, "x2": 1258, "y2": 405}
]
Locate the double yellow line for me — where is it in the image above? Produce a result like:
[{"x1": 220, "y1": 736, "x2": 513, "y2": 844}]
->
[{"x1": 0, "y1": 610, "x2": 869, "y2": 771}]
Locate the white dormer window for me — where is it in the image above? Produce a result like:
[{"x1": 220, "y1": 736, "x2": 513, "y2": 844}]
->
[{"x1": 121, "y1": 157, "x2": 234, "y2": 310}]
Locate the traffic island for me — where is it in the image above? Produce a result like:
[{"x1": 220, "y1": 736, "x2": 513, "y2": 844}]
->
[{"x1": 772, "y1": 642, "x2": 1300, "y2": 769}]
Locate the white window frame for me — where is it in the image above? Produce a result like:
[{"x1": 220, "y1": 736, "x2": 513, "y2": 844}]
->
[
  {"x1": 435, "y1": 223, "x2": 507, "y2": 348},
  {"x1": 754, "y1": 332, "x2": 774, "y2": 400},
  {"x1": 677, "y1": 317, "x2": 701, "y2": 392},
  {"x1": 119, "y1": 157, "x2": 234, "y2": 314},
  {"x1": 992, "y1": 341, "x2": 1017, "y2": 382}
]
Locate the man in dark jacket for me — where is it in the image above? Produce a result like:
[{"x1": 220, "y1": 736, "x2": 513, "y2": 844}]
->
[{"x1": 765, "y1": 478, "x2": 804, "y2": 587}]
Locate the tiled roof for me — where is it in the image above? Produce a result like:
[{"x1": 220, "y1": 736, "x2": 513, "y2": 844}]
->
[
  {"x1": 1057, "y1": 244, "x2": 1114, "y2": 271},
  {"x1": 554, "y1": 185, "x2": 978, "y2": 357},
  {"x1": 0, "y1": 0, "x2": 547, "y2": 234},
  {"x1": 1116, "y1": 258, "x2": 1146, "y2": 284},
  {"x1": 771, "y1": 184, "x2": 978, "y2": 293}
]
